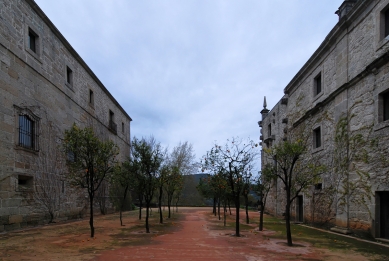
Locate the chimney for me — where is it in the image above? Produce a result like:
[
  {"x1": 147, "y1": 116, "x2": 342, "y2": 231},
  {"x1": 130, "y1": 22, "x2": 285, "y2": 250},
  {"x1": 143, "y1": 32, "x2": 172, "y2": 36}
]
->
[{"x1": 335, "y1": 0, "x2": 358, "y2": 20}]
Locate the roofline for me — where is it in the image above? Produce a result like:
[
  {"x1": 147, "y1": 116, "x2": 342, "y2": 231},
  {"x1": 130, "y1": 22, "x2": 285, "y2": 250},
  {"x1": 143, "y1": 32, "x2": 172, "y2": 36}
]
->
[
  {"x1": 25, "y1": 0, "x2": 132, "y2": 122},
  {"x1": 284, "y1": 0, "x2": 370, "y2": 95}
]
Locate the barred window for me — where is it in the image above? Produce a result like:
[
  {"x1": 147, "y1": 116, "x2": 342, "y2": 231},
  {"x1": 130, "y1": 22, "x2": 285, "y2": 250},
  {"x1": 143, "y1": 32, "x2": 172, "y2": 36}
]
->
[{"x1": 18, "y1": 114, "x2": 39, "y2": 151}]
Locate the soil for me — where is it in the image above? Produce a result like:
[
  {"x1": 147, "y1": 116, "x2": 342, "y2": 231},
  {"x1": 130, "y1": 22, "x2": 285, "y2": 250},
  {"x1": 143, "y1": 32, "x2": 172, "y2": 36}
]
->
[{"x1": 0, "y1": 207, "x2": 387, "y2": 261}]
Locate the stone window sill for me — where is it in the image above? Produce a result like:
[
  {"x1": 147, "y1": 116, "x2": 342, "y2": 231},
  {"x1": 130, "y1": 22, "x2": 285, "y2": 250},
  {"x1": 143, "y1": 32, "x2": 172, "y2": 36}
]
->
[{"x1": 374, "y1": 120, "x2": 389, "y2": 131}]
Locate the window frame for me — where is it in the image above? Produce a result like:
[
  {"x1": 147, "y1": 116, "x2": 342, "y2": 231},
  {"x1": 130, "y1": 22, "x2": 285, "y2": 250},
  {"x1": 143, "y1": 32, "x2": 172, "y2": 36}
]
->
[
  {"x1": 312, "y1": 126, "x2": 322, "y2": 151},
  {"x1": 89, "y1": 89, "x2": 94, "y2": 107},
  {"x1": 376, "y1": 1, "x2": 389, "y2": 49},
  {"x1": 108, "y1": 110, "x2": 117, "y2": 134},
  {"x1": 24, "y1": 24, "x2": 42, "y2": 62},
  {"x1": 16, "y1": 174, "x2": 34, "y2": 192},
  {"x1": 14, "y1": 106, "x2": 40, "y2": 152},
  {"x1": 314, "y1": 72, "x2": 322, "y2": 97},
  {"x1": 383, "y1": 91, "x2": 389, "y2": 122},
  {"x1": 65, "y1": 65, "x2": 74, "y2": 89}
]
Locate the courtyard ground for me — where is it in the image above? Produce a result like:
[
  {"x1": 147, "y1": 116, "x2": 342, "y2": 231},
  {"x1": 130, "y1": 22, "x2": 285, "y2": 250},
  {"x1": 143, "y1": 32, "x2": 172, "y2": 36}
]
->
[{"x1": 0, "y1": 207, "x2": 388, "y2": 260}]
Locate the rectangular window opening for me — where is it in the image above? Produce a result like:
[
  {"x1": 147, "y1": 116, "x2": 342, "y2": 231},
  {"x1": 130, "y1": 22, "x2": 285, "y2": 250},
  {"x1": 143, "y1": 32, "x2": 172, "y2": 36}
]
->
[
  {"x1": 268, "y1": 124, "x2": 272, "y2": 136},
  {"x1": 28, "y1": 29, "x2": 37, "y2": 53},
  {"x1": 66, "y1": 66, "x2": 73, "y2": 85},
  {"x1": 19, "y1": 114, "x2": 38, "y2": 151},
  {"x1": 313, "y1": 127, "x2": 321, "y2": 148},
  {"x1": 314, "y1": 73, "x2": 322, "y2": 96},
  {"x1": 122, "y1": 122, "x2": 124, "y2": 133},
  {"x1": 109, "y1": 110, "x2": 117, "y2": 134},
  {"x1": 385, "y1": 8, "x2": 389, "y2": 38},
  {"x1": 314, "y1": 183, "x2": 322, "y2": 190},
  {"x1": 18, "y1": 175, "x2": 33, "y2": 189},
  {"x1": 89, "y1": 89, "x2": 94, "y2": 105},
  {"x1": 384, "y1": 92, "x2": 389, "y2": 121}
]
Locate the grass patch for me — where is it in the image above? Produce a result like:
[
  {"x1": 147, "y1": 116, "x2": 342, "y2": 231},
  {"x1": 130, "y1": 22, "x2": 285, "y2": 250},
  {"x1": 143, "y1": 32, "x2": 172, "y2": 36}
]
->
[{"x1": 262, "y1": 216, "x2": 389, "y2": 259}]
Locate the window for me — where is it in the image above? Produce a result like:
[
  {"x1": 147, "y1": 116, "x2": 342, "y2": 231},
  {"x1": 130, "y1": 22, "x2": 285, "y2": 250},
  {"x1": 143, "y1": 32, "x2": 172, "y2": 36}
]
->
[
  {"x1": 378, "y1": 90, "x2": 389, "y2": 123},
  {"x1": 28, "y1": 29, "x2": 37, "y2": 53},
  {"x1": 314, "y1": 183, "x2": 323, "y2": 190},
  {"x1": 122, "y1": 122, "x2": 124, "y2": 133},
  {"x1": 18, "y1": 175, "x2": 33, "y2": 190},
  {"x1": 314, "y1": 73, "x2": 322, "y2": 96},
  {"x1": 18, "y1": 114, "x2": 39, "y2": 151},
  {"x1": 268, "y1": 124, "x2": 272, "y2": 136},
  {"x1": 109, "y1": 110, "x2": 117, "y2": 134},
  {"x1": 313, "y1": 127, "x2": 321, "y2": 149},
  {"x1": 25, "y1": 25, "x2": 41, "y2": 60},
  {"x1": 385, "y1": 8, "x2": 389, "y2": 38},
  {"x1": 89, "y1": 89, "x2": 94, "y2": 106},
  {"x1": 66, "y1": 66, "x2": 73, "y2": 86},
  {"x1": 384, "y1": 92, "x2": 389, "y2": 121}
]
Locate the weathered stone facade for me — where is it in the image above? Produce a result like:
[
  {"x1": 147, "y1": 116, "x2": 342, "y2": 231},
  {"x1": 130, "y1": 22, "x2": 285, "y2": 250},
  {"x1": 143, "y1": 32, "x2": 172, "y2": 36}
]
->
[
  {"x1": 260, "y1": 0, "x2": 389, "y2": 239},
  {"x1": 0, "y1": 0, "x2": 132, "y2": 231}
]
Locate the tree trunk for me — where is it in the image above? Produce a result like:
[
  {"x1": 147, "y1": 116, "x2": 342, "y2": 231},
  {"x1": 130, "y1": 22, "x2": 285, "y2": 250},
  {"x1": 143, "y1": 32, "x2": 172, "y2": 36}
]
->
[
  {"x1": 286, "y1": 192, "x2": 293, "y2": 246},
  {"x1": 146, "y1": 203, "x2": 150, "y2": 233},
  {"x1": 235, "y1": 198, "x2": 240, "y2": 237},
  {"x1": 223, "y1": 201, "x2": 227, "y2": 227},
  {"x1": 89, "y1": 195, "x2": 95, "y2": 238},
  {"x1": 228, "y1": 200, "x2": 232, "y2": 215},
  {"x1": 158, "y1": 185, "x2": 163, "y2": 224},
  {"x1": 138, "y1": 198, "x2": 143, "y2": 220},
  {"x1": 213, "y1": 197, "x2": 217, "y2": 216},
  {"x1": 120, "y1": 185, "x2": 129, "y2": 226},
  {"x1": 245, "y1": 194, "x2": 249, "y2": 224},
  {"x1": 167, "y1": 194, "x2": 172, "y2": 218},
  {"x1": 218, "y1": 198, "x2": 221, "y2": 220},
  {"x1": 49, "y1": 212, "x2": 54, "y2": 223},
  {"x1": 259, "y1": 200, "x2": 265, "y2": 231}
]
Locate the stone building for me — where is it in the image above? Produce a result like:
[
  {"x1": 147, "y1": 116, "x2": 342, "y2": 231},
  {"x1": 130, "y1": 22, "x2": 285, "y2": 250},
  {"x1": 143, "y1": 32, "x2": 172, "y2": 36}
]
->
[
  {"x1": 259, "y1": 0, "x2": 389, "y2": 239},
  {"x1": 0, "y1": 0, "x2": 132, "y2": 231}
]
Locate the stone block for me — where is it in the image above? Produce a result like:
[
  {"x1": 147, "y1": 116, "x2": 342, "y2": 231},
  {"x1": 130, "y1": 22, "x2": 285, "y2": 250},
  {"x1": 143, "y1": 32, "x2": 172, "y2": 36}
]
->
[
  {"x1": 8, "y1": 207, "x2": 20, "y2": 215},
  {"x1": 4, "y1": 222, "x2": 21, "y2": 231},
  {"x1": 0, "y1": 214, "x2": 9, "y2": 225},
  {"x1": 2, "y1": 198, "x2": 21, "y2": 208},
  {"x1": 8, "y1": 214, "x2": 23, "y2": 224},
  {"x1": 8, "y1": 67, "x2": 18, "y2": 79}
]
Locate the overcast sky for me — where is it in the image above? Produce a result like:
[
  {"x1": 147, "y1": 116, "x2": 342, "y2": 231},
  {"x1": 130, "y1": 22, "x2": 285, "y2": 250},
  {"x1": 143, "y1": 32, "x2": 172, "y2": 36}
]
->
[{"x1": 34, "y1": 0, "x2": 344, "y2": 168}]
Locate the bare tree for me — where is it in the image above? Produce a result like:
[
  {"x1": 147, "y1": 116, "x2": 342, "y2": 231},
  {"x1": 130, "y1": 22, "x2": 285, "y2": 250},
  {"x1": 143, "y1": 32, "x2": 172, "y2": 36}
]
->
[{"x1": 34, "y1": 122, "x2": 66, "y2": 223}]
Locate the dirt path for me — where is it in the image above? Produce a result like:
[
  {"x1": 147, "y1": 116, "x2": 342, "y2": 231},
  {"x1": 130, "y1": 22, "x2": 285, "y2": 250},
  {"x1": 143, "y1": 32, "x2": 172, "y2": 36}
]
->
[
  {"x1": 93, "y1": 209, "x2": 324, "y2": 261},
  {"x1": 94, "y1": 209, "x2": 250, "y2": 260},
  {"x1": 1, "y1": 208, "x2": 386, "y2": 260}
]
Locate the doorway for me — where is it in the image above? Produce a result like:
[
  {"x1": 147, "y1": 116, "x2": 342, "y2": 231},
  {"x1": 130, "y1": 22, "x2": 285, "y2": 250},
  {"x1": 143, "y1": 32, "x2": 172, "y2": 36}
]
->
[
  {"x1": 379, "y1": 192, "x2": 389, "y2": 239},
  {"x1": 296, "y1": 195, "x2": 304, "y2": 223}
]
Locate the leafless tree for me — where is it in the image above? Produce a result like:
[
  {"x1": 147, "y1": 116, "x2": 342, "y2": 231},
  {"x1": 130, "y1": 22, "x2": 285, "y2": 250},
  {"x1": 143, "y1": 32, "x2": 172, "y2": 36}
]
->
[{"x1": 34, "y1": 122, "x2": 66, "y2": 223}]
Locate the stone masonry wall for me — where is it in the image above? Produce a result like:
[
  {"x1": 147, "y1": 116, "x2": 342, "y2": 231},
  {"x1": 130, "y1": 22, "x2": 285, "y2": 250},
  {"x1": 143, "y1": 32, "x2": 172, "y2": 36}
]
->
[
  {"x1": 261, "y1": 0, "x2": 389, "y2": 237},
  {"x1": 0, "y1": 0, "x2": 131, "y2": 231}
]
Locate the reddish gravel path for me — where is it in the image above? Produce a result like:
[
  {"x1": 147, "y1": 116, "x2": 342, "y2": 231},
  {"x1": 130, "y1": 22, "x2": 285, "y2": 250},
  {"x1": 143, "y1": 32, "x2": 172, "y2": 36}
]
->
[
  {"x1": 94, "y1": 209, "x2": 258, "y2": 260},
  {"x1": 92, "y1": 208, "x2": 373, "y2": 261}
]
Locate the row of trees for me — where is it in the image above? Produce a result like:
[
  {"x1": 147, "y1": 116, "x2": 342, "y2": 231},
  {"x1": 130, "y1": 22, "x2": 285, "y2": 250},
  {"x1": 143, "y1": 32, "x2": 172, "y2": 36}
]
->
[
  {"x1": 35, "y1": 124, "x2": 195, "y2": 238},
  {"x1": 110, "y1": 137, "x2": 195, "y2": 233},
  {"x1": 197, "y1": 135, "x2": 326, "y2": 247},
  {"x1": 199, "y1": 137, "x2": 259, "y2": 237}
]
